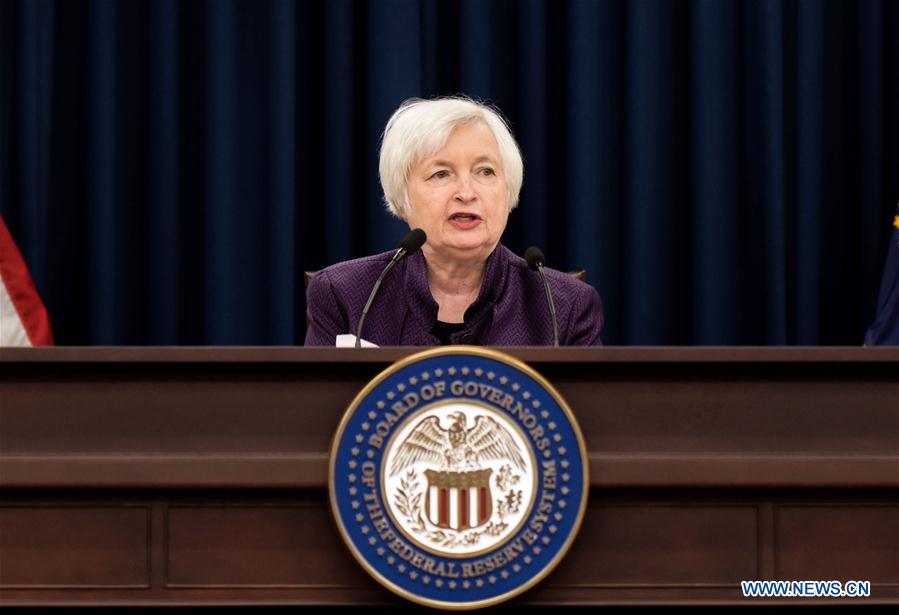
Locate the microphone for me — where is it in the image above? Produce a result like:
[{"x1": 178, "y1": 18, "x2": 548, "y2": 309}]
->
[
  {"x1": 524, "y1": 246, "x2": 559, "y2": 347},
  {"x1": 355, "y1": 228, "x2": 427, "y2": 348}
]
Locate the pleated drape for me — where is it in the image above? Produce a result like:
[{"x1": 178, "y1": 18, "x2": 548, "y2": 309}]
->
[{"x1": 1, "y1": 0, "x2": 897, "y2": 345}]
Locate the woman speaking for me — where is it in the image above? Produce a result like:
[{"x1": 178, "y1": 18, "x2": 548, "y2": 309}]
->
[{"x1": 305, "y1": 96, "x2": 603, "y2": 346}]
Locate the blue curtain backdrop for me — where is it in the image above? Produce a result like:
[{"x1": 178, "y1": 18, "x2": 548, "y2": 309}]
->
[{"x1": 1, "y1": 0, "x2": 897, "y2": 345}]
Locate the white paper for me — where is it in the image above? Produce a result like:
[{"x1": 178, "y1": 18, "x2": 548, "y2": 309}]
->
[{"x1": 336, "y1": 334, "x2": 379, "y2": 348}]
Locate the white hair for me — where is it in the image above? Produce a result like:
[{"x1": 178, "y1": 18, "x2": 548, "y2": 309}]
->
[{"x1": 378, "y1": 96, "x2": 524, "y2": 220}]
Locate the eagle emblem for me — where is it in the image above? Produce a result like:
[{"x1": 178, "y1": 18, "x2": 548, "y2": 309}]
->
[
  {"x1": 389, "y1": 411, "x2": 526, "y2": 475},
  {"x1": 389, "y1": 411, "x2": 526, "y2": 532}
]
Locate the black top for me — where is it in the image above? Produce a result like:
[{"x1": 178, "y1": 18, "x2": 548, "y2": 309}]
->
[{"x1": 431, "y1": 320, "x2": 466, "y2": 345}]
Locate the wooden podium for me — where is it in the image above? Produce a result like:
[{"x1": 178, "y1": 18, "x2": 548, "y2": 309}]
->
[{"x1": 1, "y1": 347, "x2": 897, "y2": 606}]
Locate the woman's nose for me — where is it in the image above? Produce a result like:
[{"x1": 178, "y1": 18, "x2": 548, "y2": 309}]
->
[{"x1": 454, "y1": 174, "x2": 476, "y2": 201}]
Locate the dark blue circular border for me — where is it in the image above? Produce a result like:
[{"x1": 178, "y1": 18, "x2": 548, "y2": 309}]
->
[{"x1": 330, "y1": 349, "x2": 588, "y2": 608}]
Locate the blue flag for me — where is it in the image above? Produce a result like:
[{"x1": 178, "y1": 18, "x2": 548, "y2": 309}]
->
[{"x1": 864, "y1": 203, "x2": 899, "y2": 345}]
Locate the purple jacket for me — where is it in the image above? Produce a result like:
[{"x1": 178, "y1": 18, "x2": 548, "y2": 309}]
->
[{"x1": 304, "y1": 244, "x2": 603, "y2": 346}]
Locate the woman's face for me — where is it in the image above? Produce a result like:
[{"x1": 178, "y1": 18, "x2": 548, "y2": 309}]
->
[{"x1": 405, "y1": 122, "x2": 510, "y2": 264}]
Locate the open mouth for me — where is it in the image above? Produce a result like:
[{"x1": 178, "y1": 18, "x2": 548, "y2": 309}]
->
[{"x1": 449, "y1": 213, "x2": 480, "y2": 222}]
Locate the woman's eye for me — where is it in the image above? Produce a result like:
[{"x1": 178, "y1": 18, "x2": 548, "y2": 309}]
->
[
  {"x1": 478, "y1": 167, "x2": 495, "y2": 176},
  {"x1": 430, "y1": 170, "x2": 450, "y2": 179}
]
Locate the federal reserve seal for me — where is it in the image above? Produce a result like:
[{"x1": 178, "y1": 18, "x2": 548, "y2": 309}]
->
[{"x1": 329, "y1": 347, "x2": 589, "y2": 609}]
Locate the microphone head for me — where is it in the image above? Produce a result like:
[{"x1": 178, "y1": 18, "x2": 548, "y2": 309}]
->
[
  {"x1": 400, "y1": 228, "x2": 427, "y2": 255},
  {"x1": 524, "y1": 246, "x2": 546, "y2": 270}
]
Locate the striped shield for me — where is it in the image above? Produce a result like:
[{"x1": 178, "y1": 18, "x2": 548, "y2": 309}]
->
[{"x1": 423, "y1": 469, "x2": 493, "y2": 531}]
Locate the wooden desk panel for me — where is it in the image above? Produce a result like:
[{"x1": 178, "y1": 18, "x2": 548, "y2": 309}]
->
[{"x1": 1, "y1": 348, "x2": 897, "y2": 605}]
